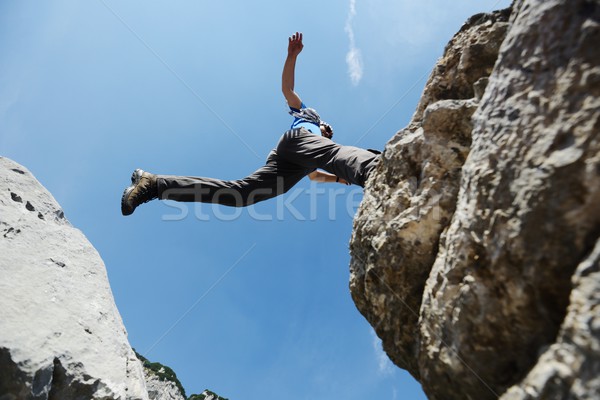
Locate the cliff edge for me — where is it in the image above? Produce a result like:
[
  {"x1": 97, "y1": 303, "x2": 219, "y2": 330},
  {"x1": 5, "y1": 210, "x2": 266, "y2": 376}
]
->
[
  {"x1": 350, "y1": 1, "x2": 600, "y2": 399},
  {"x1": 0, "y1": 157, "x2": 227, "y2": 399},
  {"x1": 0, "y1": 157, "x2": 148, "y2": 398}
]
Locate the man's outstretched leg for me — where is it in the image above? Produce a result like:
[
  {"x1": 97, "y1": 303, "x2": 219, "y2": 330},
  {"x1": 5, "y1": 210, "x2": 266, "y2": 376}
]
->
[{"x1": 120, "y1": 152, "x2": 311, "y2": 216}]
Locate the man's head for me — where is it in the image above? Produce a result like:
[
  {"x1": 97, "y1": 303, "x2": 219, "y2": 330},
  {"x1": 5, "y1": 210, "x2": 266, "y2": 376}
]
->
[{"x1": 320, "y1": 122, "x2": 333, "y2": 139}]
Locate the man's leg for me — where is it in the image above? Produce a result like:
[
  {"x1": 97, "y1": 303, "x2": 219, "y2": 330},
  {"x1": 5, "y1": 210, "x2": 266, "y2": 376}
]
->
[
  {"x1": 157, "y1": 155, "x2": 308, "y2": 207},
  {"x1": 121, "y1": 151, "x2": 310, "y2": 215},
  {"x1": 276, "y1": 128, "x2": 380, "y2": 187}
]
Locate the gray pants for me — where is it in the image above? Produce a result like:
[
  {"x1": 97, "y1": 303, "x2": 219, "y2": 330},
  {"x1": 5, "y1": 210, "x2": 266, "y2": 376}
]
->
[{"x1": 156, "y1": 128, "x2": 380, "y2": 207}]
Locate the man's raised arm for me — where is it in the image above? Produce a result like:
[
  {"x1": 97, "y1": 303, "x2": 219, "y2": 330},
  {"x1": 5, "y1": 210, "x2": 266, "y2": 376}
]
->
[{"x1": 282, "y1": 32, "x2": 303, "y2": 110}]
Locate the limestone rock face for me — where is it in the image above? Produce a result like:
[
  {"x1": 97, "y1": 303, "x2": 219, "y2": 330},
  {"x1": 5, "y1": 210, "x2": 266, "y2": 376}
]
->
[
  {"x1": 0, "y1": 157, "x2": 148, "y2": 399},
  {"x1": 350, "y1": 0, "x2": 600, "y2": 399},
  {"x1": 350, "y1": 9, "x2": 511, "y2": 378},
  {"x1": 499, "y1": 239, "x2": 600, "y2": 400}
]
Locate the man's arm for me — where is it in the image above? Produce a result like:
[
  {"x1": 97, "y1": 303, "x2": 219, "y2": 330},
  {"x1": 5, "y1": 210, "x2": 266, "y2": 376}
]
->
[
  {"x1": 282, "y1": 32, "x2": 303, "y2": 110},
  {"x1": 308, "y1": 171, "x2": 350, "y2": 185}
]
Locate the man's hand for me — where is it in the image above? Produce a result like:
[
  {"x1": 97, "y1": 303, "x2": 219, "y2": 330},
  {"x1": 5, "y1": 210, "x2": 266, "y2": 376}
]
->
[
  {"x1": 282, "y1": 32, "x2": 303, "y2": 109},
  {"x1": 308, "y1": 171, "x2": 351, "y2": 185},
  {"x1": 288, "y1": 32, "x2": 304, "y2": 57}
]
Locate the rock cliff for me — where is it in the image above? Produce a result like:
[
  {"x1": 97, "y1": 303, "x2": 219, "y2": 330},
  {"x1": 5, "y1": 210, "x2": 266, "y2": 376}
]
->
[
  {"x1": 0, "y1": 157, "x2": 148, "y2": 399},
  {"x1": 350, "y1": 0, "x2": 600, "y2": 399},
  {"x1": 0, "y1": 157, "x2": 226, "y2": 399}
]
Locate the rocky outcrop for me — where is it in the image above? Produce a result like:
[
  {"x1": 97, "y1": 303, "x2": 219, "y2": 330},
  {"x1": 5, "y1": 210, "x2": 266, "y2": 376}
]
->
[
  {"x1": 145, "y1": 373, "x2": 185, "y2": 400},
  {"x1": 136, "y1": 352, "x2": 186, "y2": 400},
  {"x1": 0, "y1": 157, "x2": 227, "y2": 400},
  {"x1": 0, "y1": 157, "x2": 148, "y2": 399},
  {"x1": 350, "y1": 0, "x2": 600, "y2": 399},
  {"x1": 350, "y1": 7, "x2": 511, "y2": 378},
  {"x1": 136, "y1": 352, "x2": 228, "y2": 400}
]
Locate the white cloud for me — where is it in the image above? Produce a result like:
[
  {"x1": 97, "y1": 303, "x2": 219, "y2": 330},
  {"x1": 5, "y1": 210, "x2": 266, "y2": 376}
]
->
[
  {"x1": 371, "y1": 329, "x2": 394, "y2": 375},
  {"x1": 345, "y1": 0, "x2": 363, "y2": 85}
]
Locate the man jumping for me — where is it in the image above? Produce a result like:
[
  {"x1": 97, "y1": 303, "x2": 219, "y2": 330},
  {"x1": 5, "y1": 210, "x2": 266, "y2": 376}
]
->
[{"x1": 121, "y1": 32, "x2": 380, "y2": 216}]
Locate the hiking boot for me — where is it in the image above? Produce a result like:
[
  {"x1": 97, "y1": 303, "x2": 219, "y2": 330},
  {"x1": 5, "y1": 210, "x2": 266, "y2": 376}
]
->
[{"x1": 121, "y1": 169, "x2": 158, "y2": 216}]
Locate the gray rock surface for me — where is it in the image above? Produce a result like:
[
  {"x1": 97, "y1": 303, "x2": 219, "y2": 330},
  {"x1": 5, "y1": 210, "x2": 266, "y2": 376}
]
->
[
  {"x1": 350, "y1": 0, "x2": 600, "y2": 399},
  {"x1": 0, "y1": 157, "x2": 148, "y2": 399},
  {"x1": 350, "y1": 8, "x2": 511, "y2": 378},
  {"x1": 500, "y1": 238, "x2": 600, "y2": 400},
  {"x1": 145, "y1": 373, "x2": 185, "y2": 400}
]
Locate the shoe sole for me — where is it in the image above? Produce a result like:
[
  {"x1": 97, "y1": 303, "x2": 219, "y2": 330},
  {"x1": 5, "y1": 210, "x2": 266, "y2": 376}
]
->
[{"x1": 121, "y1": 169, "x2": 144, "y2": 216}]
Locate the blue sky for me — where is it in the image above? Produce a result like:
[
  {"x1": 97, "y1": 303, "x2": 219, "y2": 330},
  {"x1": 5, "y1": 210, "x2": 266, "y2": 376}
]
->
[{"x1": 1, "y1": 1, "x2": 511, "y2": 398}]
